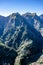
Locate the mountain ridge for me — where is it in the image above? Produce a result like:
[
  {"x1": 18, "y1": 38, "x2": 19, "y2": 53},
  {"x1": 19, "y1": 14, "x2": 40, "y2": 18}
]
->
[{"x1": 0, "y1": 12, "x2": 43, "y2": 65}]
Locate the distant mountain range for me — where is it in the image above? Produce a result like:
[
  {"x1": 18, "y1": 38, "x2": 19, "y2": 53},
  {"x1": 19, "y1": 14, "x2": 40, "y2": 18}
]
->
[{"x1": 0, "y1": 12, "x2": 43, "y2": 65}]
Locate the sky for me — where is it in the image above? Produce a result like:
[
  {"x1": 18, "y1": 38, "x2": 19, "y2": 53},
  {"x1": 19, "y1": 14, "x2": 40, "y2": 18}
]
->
[{"x1": 0, "y1": 0, "x2": 43, "y2": 16}]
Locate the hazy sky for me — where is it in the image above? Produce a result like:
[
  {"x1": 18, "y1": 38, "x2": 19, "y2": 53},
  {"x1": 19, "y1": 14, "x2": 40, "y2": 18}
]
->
[{"x1": 0, "y1": 0, "x2": 43, "y2": 16}]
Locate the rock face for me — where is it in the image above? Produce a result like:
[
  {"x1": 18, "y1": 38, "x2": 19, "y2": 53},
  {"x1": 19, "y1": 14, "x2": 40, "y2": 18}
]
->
[
  {"x1": 23, "y1": 13, "x2": 43, "y2": 36},
  {"x1": 0, "y1": 12, "x2": 43, "y2": 65},
  {"x1": 0, "y1": 40, "x2": 17, "y2": 65}
]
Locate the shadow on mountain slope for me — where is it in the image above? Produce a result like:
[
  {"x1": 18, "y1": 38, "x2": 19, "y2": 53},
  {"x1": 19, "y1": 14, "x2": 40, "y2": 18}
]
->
[{"x1": 0, "y1": 13, "x2": 43, "y2": 65}]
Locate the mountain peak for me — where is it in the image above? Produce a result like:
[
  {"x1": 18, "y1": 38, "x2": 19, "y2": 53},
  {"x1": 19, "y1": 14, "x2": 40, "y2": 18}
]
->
[
  {"x1": 23, "y1": 12, "x2": 37, "y2": 17},
  {"x1": 9, "y1": 12, "x2": 21, "y2": 19},
  {"x1": 11, "y1": 12, "x2": 20, "y2": 17}
]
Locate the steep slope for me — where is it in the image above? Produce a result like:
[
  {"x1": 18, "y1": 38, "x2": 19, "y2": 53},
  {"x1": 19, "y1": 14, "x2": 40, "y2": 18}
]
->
[
  {"x1": 0, "y1": 39, "x2": 17, "y2": 65},
  {"x1": 1, "y1": 13, "x2": 43, "y2": 50},
  {"x1": 23, "y1": 13, "x2": 43, "y2": 36},
  {"x1": 0, "y1": 13, "x2": 43, "y2": 65},
  {"x1": 0, "y1": 15, "x2": 10, "y2": 36},
  {"x1": 0, "y1": 16, "x2": 5, "y2": 36}
]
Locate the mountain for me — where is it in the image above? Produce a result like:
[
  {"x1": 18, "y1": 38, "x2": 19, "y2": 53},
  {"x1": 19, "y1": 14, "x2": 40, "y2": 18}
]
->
[
  {"x1": 23, "y1": 13, "x2": 43, "y2": 36},
  {"x1": 40, "y1": 14, "x2": 43, "y2": 20},
  {"x1": 0, "y1": 12, "x2": 43, "y2": 65}
]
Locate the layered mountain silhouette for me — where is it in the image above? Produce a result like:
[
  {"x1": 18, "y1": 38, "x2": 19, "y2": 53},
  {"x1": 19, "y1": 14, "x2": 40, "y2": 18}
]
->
[{"x1": 0, "y1": 12, "x2": 43, "y2": 65}]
